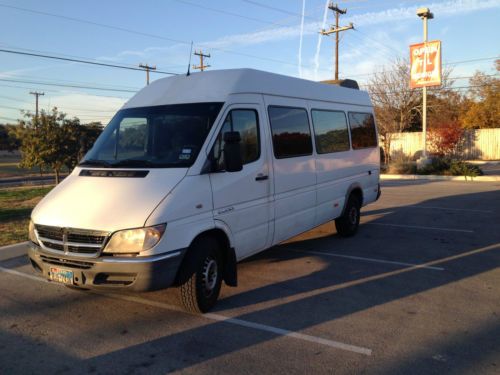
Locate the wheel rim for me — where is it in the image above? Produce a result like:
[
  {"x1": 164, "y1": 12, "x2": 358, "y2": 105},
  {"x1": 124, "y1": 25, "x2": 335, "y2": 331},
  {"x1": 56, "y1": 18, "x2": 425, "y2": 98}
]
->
[
  {"x1": 201, "y1": 256, "x2": 218, "y2": 297},
  {"x1": 348, "y1": 206, "x2": 358, "y2": 225}
]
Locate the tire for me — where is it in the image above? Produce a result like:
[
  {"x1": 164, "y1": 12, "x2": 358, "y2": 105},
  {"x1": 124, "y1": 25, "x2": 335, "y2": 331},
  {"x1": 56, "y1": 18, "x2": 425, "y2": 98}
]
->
[
  {"x1": 335, "y1": 195, "x2": 361, "y2": 237},
  {"x1": 178, "y1": 237, "x2": 223, "y2": 313}
]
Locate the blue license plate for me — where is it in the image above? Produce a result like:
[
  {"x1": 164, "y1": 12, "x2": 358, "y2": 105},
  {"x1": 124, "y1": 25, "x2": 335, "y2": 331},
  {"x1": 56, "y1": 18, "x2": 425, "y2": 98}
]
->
[{"x1": 48, "y1": 267, "x2": 74, "y2": 284}]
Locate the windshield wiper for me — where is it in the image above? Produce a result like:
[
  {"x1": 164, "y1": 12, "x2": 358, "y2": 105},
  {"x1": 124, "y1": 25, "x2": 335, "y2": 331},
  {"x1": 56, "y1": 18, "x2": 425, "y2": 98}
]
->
[{"x1": 78, "y1": 159, "x2": 113, "y2": 168}]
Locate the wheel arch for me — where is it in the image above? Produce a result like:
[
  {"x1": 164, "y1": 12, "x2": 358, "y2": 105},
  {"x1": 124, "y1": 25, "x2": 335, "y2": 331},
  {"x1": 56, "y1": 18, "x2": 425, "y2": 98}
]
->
[
  {"x1": 175, "y1": 227, "x2": 237, "y2": 287},
  {"x1": 342, "y1": 183, "x2": 363, "y2": 214}
]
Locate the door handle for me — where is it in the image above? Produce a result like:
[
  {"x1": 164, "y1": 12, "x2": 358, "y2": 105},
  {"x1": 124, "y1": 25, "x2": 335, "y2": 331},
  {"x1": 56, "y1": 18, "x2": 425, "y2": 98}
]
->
[{"x1": 255, "y1": 174, "x2": 269, "y2": 181}]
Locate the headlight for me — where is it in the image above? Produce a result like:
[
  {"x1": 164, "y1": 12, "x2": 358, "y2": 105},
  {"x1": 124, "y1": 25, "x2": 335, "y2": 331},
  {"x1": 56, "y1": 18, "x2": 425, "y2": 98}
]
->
[
  {"x1": 103, "y1": 224, "x2": 166, "y2": 254},
  {"x1": 29, "y1": 220, "x2": 38, "y2": 244}
]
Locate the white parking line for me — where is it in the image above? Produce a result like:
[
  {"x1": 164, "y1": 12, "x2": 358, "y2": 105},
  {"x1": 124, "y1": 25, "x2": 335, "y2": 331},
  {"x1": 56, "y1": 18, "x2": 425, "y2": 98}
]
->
[
  {"x1": 0, "y1": 265, "x2": 49, "y2": 282},
  {"x1": 0, "y1": 265, "x2": 372, "y2": 356},
  {"x1": 407, "y1": 205, "x2": 492, "y2": 213},
  {"x1": 291, "y1": 250, "x2": 444, "y2": 271},
  {"x1": 365, "y1": 222, "x2": 474, "y2": 233}
]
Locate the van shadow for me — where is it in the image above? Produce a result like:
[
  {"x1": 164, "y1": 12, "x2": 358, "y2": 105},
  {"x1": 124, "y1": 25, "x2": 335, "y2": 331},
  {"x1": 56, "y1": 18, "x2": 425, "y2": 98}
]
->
[
  {"x1": 1, "y1": 188, "x2": 499, "y2": 373},
  {"x1": 80, "y1": 188, "x2": 500, "y2": 372}
]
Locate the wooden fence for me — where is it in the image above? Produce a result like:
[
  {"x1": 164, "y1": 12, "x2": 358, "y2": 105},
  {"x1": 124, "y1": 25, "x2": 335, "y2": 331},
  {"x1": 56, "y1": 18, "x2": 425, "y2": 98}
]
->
[{"x1": 387, "y1": 128, "x2": 500, "y2": 160}]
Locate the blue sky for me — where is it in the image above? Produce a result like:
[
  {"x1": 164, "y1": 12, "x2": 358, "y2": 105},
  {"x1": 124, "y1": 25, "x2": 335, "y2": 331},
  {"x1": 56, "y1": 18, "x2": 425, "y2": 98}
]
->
[{"x1": 1, "y1": 0, "x2": 499, "y2": 123}]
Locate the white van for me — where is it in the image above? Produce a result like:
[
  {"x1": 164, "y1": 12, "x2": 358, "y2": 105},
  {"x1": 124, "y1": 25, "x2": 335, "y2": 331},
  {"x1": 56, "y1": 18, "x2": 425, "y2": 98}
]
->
[{"x1": 28, "y1": 69, "x2": 380, "y2": 312}]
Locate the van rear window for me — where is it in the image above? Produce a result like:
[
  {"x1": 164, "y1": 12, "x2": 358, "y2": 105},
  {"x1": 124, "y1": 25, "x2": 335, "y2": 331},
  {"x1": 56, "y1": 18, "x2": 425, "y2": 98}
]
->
[
  {"x1": 268, "y1": 106, "x2": 313, "y2": 159},
  {"x1": 348, "y1": 112, "x2": 377, "y2": 149},
  {"x1": 311, "y1": 110, "x2": 350, "y2": 153}
]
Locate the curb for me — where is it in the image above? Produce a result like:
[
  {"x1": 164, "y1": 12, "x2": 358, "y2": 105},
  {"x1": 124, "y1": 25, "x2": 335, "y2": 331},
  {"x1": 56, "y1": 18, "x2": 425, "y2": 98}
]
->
[
  {"x1": 0, "y1": 241, "x2": 29, "y2": 251},
  {"x1": 381, "y1": 174, "x2": 500, "y2": 182}
]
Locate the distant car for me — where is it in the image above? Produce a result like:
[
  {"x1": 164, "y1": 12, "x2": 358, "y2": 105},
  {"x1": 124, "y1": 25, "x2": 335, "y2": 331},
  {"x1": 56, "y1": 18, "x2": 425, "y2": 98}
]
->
[{"x1": 28, "y1": 69, "x2": 381, "y2": 312}]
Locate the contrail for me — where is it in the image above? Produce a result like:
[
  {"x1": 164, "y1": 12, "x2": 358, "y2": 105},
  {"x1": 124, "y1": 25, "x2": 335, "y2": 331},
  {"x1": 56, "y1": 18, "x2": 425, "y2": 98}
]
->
[
  {"x1": 314, "y1": 0, "x2": 330, "y2": 80},
  {"x1": 298, "y1": 0, "x2": 306, "y2": 78}
]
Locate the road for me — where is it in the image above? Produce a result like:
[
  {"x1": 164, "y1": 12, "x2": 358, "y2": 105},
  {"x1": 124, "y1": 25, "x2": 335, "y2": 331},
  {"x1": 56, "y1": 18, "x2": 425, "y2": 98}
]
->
[
  {"x1": 1, "y1": 180, "x2": 499, "y2": 374},
  {"x1": 0, "y1": 175, "x2": 62, "y2": 188}
]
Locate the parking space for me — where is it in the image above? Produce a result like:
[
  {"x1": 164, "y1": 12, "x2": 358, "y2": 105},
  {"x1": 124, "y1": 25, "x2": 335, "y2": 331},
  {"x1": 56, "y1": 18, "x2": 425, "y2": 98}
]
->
[{"x1": 1, "y1": 180, "x2": 499, "y2": 374}]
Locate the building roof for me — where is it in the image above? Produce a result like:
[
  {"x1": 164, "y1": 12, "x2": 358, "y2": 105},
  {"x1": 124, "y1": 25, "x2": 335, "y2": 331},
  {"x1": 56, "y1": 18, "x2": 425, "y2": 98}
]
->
[{"x1": 123, "y1": 68, "x2": 371, "y2": 109}]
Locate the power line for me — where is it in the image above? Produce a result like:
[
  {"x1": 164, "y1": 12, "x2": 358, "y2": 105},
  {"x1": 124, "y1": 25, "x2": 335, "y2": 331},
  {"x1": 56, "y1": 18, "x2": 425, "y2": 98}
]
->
[
  {"x1": 0, "y1": 83, "x2": 132, "y2": 99},
  {"x1": 3, "y1": 72, "x2": 141, "y2": 91},
  {"x1": 0, "y1": 48, "x2": 179, "y2": 75},
  {"x1": 2, "y1": 44, "x2": 187, "y2": 71},
  {"x1": 241, "y1": 0, "x2": 318, "y2": 20},
  {"x1": 0, "y1": 2, "x2": 331, "y2": 72},
  {"x1": 174, "y1": 0, "x2": 289, "y2": 27},
  {"x1": 359, "y1": 74, "x2": 500, "y2": 88},
  {"x1": 0, "y1": 78, "x2": 137, "y2": 93},
  {"x1": 0, "y1": 116, "x2": 20, "y2": 122},
  {"x1": 344, "y1": 56, "x2": 499, "y2": 78},
  {"x1": 353, "y1": 28, "x2": 403, "y2": 58}
]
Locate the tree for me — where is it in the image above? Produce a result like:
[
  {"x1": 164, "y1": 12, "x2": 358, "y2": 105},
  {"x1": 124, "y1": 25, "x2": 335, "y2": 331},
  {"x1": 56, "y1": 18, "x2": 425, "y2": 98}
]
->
[
  {"x1": 427, "y1": 89, "x2": 465, "y2": 128},
  {"x1": 368, "y1": 58, "x2": 457, "y2": 163},
  {"x1": 368, "y1": 58, "x2": 421, "y2": 163},
  {"x1": 0, "y1": 124, "x2": 20, "y2": 152},
  {"x1": 78, "y1": 122, "x2": 103, "y2": 160},
  {"x1": 15, "y1": 108, "x2": 102, "y2": 184},
  {"x1": 460, "y1": 61, "x2": 500, "y2": 129}
]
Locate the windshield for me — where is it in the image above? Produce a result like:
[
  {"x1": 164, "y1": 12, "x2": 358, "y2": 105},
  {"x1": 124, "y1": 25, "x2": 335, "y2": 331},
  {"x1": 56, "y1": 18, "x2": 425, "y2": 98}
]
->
[{"x1": 80, "y1": 102, "x2": 224, "y2": 168}]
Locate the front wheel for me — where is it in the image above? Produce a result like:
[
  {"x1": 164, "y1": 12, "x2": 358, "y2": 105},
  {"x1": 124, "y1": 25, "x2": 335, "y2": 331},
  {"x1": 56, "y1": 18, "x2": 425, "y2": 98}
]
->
[
  {"x1": 178, "y1": 237, "x2": 223, "y2": 313},
  {"x1": 335, "y1": 195, "x2": 361, "y2": 237}
]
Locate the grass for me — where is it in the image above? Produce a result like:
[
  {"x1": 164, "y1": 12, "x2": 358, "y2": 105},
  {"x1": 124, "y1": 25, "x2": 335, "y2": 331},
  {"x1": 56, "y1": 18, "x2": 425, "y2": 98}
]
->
[{"x1": 0, "y1": 186, "x2": 53, "y2": 246}]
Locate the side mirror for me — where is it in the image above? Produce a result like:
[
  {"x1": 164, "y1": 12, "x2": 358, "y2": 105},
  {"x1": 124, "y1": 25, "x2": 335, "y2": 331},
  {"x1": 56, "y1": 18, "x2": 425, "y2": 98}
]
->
[{"x1": 223, "y1": 131, "x2": 243, "y2": 172}]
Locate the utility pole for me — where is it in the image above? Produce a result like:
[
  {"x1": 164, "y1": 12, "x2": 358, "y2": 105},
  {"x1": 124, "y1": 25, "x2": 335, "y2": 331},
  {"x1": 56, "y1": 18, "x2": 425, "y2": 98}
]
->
[
  {"x1": 193, "y1": 50, "x2": 211, "y2": 72},
  {"x1": 29, "y1": 91, "x2": 44, "y2": 118},
  {"x1": 416, "y1": 7, "x2": 434, "y2": 160},
  {"x1": 139, "y1": 63, "x2": 156, "y2": 85},
  {"x1": 320, "y1": 3, "x2": 354, "y2": 80}
]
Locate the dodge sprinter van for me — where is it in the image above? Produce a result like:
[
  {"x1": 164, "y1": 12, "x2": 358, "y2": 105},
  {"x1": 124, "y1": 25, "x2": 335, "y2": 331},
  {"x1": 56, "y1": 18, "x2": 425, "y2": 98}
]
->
[{"x1": 28, "y1": 69, "x2": 380, "y2": 312}]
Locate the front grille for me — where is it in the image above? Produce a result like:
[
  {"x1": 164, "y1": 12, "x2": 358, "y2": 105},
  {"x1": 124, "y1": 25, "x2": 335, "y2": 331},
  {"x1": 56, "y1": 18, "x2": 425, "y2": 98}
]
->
[
  {"x1": 40, "y1": 255, "x2": 94, "y2": 269},
  {"x1": 35, "y1": 225, "x2": 109, "y2": 257}
]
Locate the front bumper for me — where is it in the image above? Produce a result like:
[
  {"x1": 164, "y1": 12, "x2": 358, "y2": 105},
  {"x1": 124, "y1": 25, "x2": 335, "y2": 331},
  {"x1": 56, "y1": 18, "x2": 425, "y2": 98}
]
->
[{"x1": 28, "y1": 242, "x2": 185, "y2": 291}]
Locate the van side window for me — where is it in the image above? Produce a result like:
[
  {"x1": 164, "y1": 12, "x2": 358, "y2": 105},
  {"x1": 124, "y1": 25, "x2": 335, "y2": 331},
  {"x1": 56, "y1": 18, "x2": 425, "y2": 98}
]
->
[
  {"x1": 311, "y1": 110, "x2": 350, "y2": 153},
  {"x1": 268, "y1": 106, "x2": 312, "y2": 159},
  {"x1": 348, "y1": 112, "x2": 377, "y2": 149},
  {"x1": 213, "y1": 109, "x2": 260, "y2": 169}
]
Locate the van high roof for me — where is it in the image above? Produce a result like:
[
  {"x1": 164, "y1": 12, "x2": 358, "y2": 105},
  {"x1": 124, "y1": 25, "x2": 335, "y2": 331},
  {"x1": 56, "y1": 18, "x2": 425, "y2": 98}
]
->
[{"x1": 123, "y1": 68, "x2": 371, "y2": 109}]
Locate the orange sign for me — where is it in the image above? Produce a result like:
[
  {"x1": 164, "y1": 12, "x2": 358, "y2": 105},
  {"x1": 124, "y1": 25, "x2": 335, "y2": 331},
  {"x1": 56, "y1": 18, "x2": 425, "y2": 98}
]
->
[{"x1": 410, "y1": 40, "x2": 442, "y2": 88}]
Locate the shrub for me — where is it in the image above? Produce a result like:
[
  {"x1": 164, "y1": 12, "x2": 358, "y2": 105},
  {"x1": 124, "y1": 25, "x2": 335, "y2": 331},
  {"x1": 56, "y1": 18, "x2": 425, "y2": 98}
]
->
[
  {"x1": 449, "y1": 161, "x2": 483, "y2": 177},
  {"x1": 387, "y1": 152, "x2": 417, "y2": 174},
  {"x1": 417, "y1": 157, "x2": 450, "y2": 175},
  {"x1": 428, "y1": 121, "x2": 465, "y2": 158}
]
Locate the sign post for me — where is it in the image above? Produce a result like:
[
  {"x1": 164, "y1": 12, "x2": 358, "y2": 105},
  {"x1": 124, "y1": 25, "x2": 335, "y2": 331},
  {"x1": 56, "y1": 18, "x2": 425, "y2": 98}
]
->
[{"x1": 412, "y1": 8, "x2": 440, "y2": 164}]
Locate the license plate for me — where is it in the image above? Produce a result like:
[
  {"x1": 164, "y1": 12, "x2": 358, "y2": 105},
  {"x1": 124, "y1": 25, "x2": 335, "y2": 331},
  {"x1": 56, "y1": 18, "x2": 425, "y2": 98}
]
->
[{"x1": 48, "y1": 267, "x2": 74, "y2": 284}]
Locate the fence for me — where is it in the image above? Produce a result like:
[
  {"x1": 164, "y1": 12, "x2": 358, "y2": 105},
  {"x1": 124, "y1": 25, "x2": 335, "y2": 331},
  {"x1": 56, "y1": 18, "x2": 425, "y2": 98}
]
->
[{"x1": 387, "y1": 128, "x2": 500, "y2": 160}]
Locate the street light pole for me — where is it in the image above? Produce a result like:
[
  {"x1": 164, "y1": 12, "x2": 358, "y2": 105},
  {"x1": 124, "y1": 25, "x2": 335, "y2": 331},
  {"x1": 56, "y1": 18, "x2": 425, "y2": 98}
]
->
[{"x1": 417, "y1": 7, "x2": 434, "y2": 160}]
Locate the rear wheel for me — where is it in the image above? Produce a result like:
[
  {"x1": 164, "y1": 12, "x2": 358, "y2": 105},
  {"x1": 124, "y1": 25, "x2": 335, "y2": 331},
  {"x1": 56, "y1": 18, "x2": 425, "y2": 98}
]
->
[
  {"x1": 178, "y1": 237, "x2": 223, "y2": 313},
  {"x1": 335, "y1": 195, "x2": 361, "y2": 237}
]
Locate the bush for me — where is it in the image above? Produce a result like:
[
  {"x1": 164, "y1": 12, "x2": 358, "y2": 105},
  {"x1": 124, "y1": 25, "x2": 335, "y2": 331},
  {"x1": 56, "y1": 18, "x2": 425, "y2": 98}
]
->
[
  {"x1": 417, "y1": 157, "x2": 450, "y2": 175},
  {"x1": 428, "y1": 121, "x2": 465, "y2": 158},
  {"x1": 448, "y1": 161, "x2": 483, "y2": 177},
  {"x1": 387, "y1": 153, "x2": 417, "y2": 174},
  {"x1": 416, "y1": 157, "x2": 483, "y2": 177}
]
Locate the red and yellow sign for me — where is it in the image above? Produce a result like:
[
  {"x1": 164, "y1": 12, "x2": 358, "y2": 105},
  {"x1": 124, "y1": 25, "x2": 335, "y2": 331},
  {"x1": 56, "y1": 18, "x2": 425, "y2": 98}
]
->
[{"x1": 410, "y1": 40, "x2": 442, "y2": 88}]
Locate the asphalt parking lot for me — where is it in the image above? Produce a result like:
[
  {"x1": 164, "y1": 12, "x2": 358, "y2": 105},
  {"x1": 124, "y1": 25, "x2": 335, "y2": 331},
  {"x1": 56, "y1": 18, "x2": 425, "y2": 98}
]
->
[{"x1": 1, "y1": 180, "x2": 499, "y2": 375}]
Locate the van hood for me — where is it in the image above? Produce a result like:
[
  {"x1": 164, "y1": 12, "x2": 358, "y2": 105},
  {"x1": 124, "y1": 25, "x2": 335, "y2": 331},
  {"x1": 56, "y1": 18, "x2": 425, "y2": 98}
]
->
[{"x1": 31, "y1": 167, "x2": 187, "y2": 232}]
